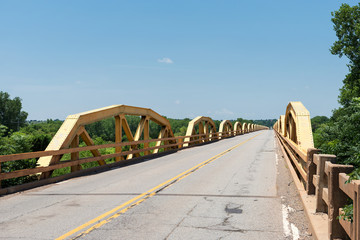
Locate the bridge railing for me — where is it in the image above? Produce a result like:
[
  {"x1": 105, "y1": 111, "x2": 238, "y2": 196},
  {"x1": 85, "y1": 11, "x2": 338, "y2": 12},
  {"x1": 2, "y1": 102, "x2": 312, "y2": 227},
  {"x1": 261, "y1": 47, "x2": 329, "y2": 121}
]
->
[
  {"x1": 274, "y1": 101, "x2": 360, "y2": 240},
  {"x1": 0, "y1": 105, "x2": 268, "y2": 195},
  {"x1": 0, "y1": 130, "x2": 256, "y2": 195}
]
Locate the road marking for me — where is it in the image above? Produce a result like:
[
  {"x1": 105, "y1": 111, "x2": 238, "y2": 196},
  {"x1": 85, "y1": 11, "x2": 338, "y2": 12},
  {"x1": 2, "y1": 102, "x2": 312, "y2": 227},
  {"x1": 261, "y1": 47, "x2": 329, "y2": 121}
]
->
[
  {"x1": 291, "y1": 223, "x2": 300, "y2": 240},
  {"x1": 56, "y1": 132, "x2": 263, "y2": 240},
  {"x1": 282, "y1": 204, "x2": 292, "y2": 237},
  {"x1": 282, "y1": 203, "x2": 300, "y2": 239},
  {"x1": 56, "y1": 180, "x2": 70, "y2": 185}
]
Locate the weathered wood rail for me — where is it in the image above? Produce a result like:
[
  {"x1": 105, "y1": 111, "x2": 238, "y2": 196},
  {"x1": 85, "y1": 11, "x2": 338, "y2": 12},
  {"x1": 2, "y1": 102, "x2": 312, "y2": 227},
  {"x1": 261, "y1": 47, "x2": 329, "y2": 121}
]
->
[{"x1": 0, "y1": 105, "x2": 268, "y2": 195}]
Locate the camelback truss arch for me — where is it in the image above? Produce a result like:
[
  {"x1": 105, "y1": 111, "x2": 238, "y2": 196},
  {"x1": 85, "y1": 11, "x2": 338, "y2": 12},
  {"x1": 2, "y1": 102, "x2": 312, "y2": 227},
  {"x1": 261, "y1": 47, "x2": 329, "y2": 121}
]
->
[
  {"x1": 242, "y1": 122, "x2": 248, "y2": 133},
  {"x1": 38, "y1": 105, "x2": 175, "y2": 178},
  {"x1": 219, "y1": 120, "x2": 233, "y2": 138},
  {"x1": 279, "y1": 101, "x2": 314, "y2": 153},
  {"x1": 183, "y1": 116, "x2": 218, "y2": 147},
  {"x1": 234, "y1": 122, "x2": 243, "y2": 135},
  {"x1": 247, "y1": 123, "x2": 253, "y2": 133}
]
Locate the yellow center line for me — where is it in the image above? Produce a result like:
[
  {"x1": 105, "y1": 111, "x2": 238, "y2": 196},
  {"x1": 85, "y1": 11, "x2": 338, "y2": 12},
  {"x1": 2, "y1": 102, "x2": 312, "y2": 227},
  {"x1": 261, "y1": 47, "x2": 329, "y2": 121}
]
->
[{"x1": 56, "y1": 132, "x2": 263, "y2": 240}]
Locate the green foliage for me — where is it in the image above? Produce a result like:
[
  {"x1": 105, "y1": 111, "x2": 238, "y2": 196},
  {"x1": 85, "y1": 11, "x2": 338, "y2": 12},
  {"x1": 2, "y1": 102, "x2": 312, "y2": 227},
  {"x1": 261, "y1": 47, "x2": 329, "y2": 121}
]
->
[
  {"x1": 20, "y1": 119, "x2": 63, "y2": 151},
  {"x1": 236, "y1": 118, "x2": 275, "y2": 128},
  {"x1": 331, "y1": 3, "x2": 360, "y2": 106},
  {"x1": 311, "y1": 116, "x2": 329, "y2": 132},
  {"x1": 51, "y1": 137, "x2": 116, "y2": 177},
  {"x1": 313, "y1": 99, "x2": 360, "y2": 166},
  {"x1": 253, "y1": 119, "x2": 276, "y2": 128},
  {"x1": 0, "y1": 127, "x2": 38, "y2": 188},
  {"x1": 237, "y1": 118, "x2": 254, "y2": 125},
  {"x1": 0, "y1": 91, "x2": 28, "y2": 135},
  {"x1": 313, "y1": 3, "x2": 360, "y2": 221},
  {"x1": 347, "y1": 168, "x2": 360, "y2": 182},
  {"x1": 167, "y1": 118, "x2": 190, "y2": 136},
  {"x1": 338, "y1": 202, "x2": 354, "y2": 222},
  {"x1": 85, "y1": 118, "x2": 116, "y2": 142}
]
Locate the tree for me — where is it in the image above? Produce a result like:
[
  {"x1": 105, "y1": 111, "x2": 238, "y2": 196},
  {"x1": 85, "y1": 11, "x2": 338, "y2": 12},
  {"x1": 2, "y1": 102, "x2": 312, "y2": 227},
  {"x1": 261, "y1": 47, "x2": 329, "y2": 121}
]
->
[
  {"x1": 311, "y1": 6, "x2": 360, "y2": 218},
  {"x1": 331, "y1": 3, "x2": 360, "y2": 106},
  {"x1": 0, "y1": 125, "x2": 38, "y2": 188},
  {"x1": 0, "y1": 91, "x2": 28, "y2": 134},
  {"x1": 311, "y1": 116, "x2": 329, "y2": 132}
]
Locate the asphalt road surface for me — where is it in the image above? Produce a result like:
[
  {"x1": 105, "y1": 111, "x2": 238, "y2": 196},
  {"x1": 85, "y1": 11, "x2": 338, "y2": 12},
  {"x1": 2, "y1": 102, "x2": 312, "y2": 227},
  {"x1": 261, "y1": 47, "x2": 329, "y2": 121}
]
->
[{"x1": 0, "y1": 130, "x2": 312, "y2": 240}]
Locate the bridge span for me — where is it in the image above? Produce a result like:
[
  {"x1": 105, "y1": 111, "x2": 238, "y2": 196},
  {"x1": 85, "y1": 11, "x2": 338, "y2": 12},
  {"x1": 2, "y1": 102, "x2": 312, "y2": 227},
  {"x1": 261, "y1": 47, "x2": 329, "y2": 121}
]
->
[
  {"x1": 0, "y1": 130, "x2": 310, "y2": 239},
  {"x1": 1, "y1": 103, "x2": 331, "y2": 240}
]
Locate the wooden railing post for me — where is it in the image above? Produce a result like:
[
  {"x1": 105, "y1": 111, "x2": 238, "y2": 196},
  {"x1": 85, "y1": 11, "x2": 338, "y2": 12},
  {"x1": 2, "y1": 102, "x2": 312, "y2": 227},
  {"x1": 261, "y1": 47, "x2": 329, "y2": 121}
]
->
[
  {"x1": 354, "y1": 180, "x2": 360, "y2": 240},
  {"x1": 306, "y1": 148, "x2": 321, "y2": 195},
  {"x1": 314, "y1": 154, "x2": 336, "y2": 212},
  {"x1": 177, "y1": 138, "x2": 183, "y2": 149},
  {"x1": 328, "y1": 162, "x2": 354, "y2": 240}
]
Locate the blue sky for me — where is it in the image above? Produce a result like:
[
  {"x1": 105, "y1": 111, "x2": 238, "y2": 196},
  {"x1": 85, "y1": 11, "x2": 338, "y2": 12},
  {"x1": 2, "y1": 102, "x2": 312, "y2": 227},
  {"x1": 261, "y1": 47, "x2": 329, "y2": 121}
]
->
[{"x1": 0, "y1": 1, "x2": 356, "y2": 120}]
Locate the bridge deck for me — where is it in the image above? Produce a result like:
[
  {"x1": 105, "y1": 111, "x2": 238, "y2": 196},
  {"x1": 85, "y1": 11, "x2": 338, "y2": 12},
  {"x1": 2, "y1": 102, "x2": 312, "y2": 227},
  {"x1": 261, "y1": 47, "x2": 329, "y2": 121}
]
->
[{"x1": 0, "y1": 131, "x2": 310, "y2": 239}]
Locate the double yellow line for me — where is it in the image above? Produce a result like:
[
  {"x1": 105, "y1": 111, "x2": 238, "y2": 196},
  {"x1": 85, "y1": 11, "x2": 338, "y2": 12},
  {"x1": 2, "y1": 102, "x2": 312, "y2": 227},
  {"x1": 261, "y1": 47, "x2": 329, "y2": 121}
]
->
[{"x1": 57, "y1": 132, "x2": 263, "y2": 240}]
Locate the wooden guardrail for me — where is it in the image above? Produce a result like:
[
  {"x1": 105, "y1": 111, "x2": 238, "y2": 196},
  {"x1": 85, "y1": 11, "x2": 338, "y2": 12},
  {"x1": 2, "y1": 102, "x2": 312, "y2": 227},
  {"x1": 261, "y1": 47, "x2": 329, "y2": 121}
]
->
[
  {"x1": 0, "y1": 105, "x2": 268, "y2": 195},
  {"x1": 274, "y1": 101, "x2": 360, "y2": 239},
  {"x1": 0, "y1": 129, "x2": 259, "y2": 195}
]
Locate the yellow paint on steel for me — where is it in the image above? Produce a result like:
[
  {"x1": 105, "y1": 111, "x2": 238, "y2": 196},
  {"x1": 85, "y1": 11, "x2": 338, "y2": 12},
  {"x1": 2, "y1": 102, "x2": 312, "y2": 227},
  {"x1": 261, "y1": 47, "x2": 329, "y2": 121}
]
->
[
  {"x1": 37, "y1": 105, "x2": 175, "y2": 178},
  {"x1": 184, "y1": 116, "x2": 217, "y2": 147},
  {"x1": 247, "y1": 123, "x2": 252, "y2": 133},
  {"x1": 284, "y1": 102, "x2": 314, "y2": 152},
  {"x1": 242, "y1": 122, "x2": 248, "y2": 134},
  {"x1": 219, "y1": 120, "x2": 233, "y2": 138},
  {"x1": 56, "y1": 132, "x2": 263, "y2": 240},
  {"x1": 279, "y1": 115, "x2": 285, "y2": 136},
  {"x1": 274, "y1": 101, "x2": 314, "y2": 155},
  {"x1": 233, "y1": 121, "x2": 243, "y2": 135}
]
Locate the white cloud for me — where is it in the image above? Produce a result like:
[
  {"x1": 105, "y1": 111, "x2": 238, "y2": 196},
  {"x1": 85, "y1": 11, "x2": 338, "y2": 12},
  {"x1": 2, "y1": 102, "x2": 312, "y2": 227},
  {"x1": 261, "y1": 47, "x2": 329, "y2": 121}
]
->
[
  {"x1": 158, "y1": 57, "x2": 173, "y2": 64},
  {"x1": 215, "y1": 108, "x2": 234, "y2": 116},
  {"x1": 175, "y1": 100, "x2": 180, "y2": 104}
]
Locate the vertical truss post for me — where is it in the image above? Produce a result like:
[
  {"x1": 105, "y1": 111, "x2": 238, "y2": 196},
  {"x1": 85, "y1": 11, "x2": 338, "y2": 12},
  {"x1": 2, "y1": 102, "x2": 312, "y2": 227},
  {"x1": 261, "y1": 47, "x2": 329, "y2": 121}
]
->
[
  {"x1": 153, "y1": 127, "x2": 167, "y2": 153},
  {"x1": 144, "y1": 118, "x2": 150, "y2": 155},
  {"x1": 164, "y1": 128, "x2": 170, "y2": 151},
  {"x1": 70, "y1": 134, "x2": 81, "y2": 172},
  {"x1": 132, "y1": 116, "x2": 147, "y2": 156},
  {"x1": 204, "y1": 122, "x2": 209, "y2": 142},
  {"x1": 115, "y1": 115, "x2": 124, "y2": 162},
  {"x1": 199, "y1": 121, "x2": 204, "y2": 144}
]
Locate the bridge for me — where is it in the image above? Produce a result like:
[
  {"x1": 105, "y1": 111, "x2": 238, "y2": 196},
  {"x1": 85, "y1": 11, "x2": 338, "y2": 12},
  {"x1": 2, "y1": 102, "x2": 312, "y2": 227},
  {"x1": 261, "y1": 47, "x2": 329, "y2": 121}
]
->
[{"x1": 0, "y1": 102, "x2": 358, "y2": 240}]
